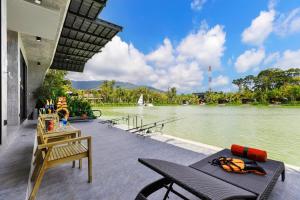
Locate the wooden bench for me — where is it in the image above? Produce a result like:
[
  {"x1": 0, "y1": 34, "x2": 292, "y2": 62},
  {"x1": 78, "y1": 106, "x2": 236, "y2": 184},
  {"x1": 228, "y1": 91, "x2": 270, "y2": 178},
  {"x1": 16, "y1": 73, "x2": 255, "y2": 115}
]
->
[{"x1": 29, "y1": 122, "x2": 92, "y2": 200}]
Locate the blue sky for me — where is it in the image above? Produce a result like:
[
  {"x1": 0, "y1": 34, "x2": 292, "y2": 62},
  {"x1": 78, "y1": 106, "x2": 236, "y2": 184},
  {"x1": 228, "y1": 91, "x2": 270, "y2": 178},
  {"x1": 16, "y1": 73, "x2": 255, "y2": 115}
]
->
[{"x1": 68, "y1": 0, "x2": 300, "y2": 93}]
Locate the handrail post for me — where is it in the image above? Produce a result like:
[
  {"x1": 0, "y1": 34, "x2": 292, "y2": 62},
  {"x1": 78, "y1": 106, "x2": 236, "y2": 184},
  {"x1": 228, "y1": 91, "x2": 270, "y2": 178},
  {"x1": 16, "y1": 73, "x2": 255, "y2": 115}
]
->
[
  {"x1": 127, "y1": 115, "x2": 130, "y2": 129},
  {"x1": 135, "y1": 115, "x2": 138, "y2": 128},
  {"x1": 132, "y1": 116, "x2": 135, "y2": 129}
]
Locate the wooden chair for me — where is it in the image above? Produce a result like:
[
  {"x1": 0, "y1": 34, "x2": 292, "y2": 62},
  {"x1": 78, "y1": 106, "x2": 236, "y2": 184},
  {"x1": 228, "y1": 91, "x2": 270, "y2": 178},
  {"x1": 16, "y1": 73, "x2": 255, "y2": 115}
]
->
[
  {"x1": 38, "y1": 114, "x2": 60, "y2": 131},
  {"x1": 35, "y1": 121, "x2": 84, "y2": 166},
  {"x1": 29, "y1": 125, "x2": 92, "y2": 200},
  {"x1": 38, "y1": 113, "x2": 60, "y2": 122}
]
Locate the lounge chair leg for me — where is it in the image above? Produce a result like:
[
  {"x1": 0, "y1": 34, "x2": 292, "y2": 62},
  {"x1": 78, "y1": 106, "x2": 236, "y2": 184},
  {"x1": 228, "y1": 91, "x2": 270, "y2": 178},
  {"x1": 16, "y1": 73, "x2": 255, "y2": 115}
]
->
[
  {"x1": 281, "y1": 169, "x2": 285, "y2": 182},
  {"x1": 163, "y1": 183, "x2": 173, "y2": 200}
]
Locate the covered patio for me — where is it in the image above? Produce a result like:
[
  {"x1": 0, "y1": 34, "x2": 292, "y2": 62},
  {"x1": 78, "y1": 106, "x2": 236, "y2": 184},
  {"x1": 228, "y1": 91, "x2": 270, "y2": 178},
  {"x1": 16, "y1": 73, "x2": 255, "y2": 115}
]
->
[
  {"x1": 0, "y1": 120, "x2": 299, "y2": 200},
  {"x1": 1, "y1": 0, "x2": 300, "y2": 200}
]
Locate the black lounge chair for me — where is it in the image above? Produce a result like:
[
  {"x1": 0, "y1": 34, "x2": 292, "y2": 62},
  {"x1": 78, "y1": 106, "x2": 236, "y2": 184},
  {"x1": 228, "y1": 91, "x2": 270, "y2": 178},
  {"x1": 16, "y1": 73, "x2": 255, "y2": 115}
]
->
[{"x1": 136, "y1": 149, "x2": 285, "y2": 200}]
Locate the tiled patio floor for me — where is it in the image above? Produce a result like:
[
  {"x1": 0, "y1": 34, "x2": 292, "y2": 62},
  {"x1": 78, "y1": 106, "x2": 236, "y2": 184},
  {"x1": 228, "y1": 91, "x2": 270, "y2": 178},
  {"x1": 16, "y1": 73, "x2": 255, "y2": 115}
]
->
[{"x1": 0, "y1": 119, "x2": 299, "y2": 200}]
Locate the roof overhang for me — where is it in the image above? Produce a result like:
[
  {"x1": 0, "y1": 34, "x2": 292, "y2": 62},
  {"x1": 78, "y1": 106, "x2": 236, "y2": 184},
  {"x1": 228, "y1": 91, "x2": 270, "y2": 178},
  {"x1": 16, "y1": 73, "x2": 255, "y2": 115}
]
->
[
  {"x1": 50, "y1": 0, "x2": 123, "y2": 72},
  {"x1": 7, "y1": 0, "x2": 70, "y2": 73},
  {"x1": 7, "y1": 0, "x2": 61, "y2": 40}
]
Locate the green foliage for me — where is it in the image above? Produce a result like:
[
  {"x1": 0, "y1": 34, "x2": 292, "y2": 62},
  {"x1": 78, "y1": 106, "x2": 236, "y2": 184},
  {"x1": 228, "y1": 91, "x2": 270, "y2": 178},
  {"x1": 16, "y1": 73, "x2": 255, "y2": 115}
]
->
[
  {"x1": 232, "y1": 68, "x2": 300, "y2": 92},
  {"x1": 205, "y1": 68, "x2": 300, "y2": 105},
  {"x1": 68, "y1": 97, "x2": 95, "y2": 118},
  {"x1": 34, "y1": 70, "x2": 70, "y2": 108},
  {"x1": 37, "y1": 68, "x2": 299, "y2": 109},
  {"x1": 34, "y1": 69, "x2": 94, "y2": 117},
  {"x1": 78, "y1": 80, "x2": 199, "y2": 105}
]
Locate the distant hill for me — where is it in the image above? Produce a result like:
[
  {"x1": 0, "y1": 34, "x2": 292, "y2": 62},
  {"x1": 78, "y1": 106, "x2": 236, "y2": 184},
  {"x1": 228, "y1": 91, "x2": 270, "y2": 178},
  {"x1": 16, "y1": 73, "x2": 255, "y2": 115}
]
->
[{"x1": 71, "y1": 80, "x2": 163, "y2": 92}]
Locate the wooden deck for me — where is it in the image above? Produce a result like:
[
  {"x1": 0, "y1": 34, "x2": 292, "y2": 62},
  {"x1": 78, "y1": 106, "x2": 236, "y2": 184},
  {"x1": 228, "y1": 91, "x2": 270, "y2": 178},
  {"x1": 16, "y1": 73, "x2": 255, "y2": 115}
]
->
[{"x1": 0, "y1": 120, "x2": 299, "y2": 200}]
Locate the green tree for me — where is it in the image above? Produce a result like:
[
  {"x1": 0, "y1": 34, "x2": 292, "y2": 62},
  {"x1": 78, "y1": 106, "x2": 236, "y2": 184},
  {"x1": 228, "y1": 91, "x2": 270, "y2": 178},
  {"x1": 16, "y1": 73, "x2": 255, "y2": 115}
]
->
[
  {"x1": 34, "y1": 70, "x2": 71, "y2": 107},
  {"x1": 232, "y1": 78, "x2": 244, "y2": 92},
  {"x1": 167, "y1": 87, "x2": 177, "y2": 103}
]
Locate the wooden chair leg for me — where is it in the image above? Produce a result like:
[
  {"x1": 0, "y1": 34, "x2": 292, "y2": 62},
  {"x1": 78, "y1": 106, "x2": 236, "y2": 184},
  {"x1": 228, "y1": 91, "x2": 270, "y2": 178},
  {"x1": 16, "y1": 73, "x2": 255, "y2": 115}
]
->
[
  {"x1": 34, "y1": 148, "x2": 38, "y2": 156},
  {"x1": 33, "y1": 156, "x2": 38, "y2": 166},
  {"x1": 31, "y1": 153, "x2": 43, "y2": 182},
  {"x1": 31, "y1": 163, "x2": 41, "y2": 182},
  {"x1": 88, "y1": 138, "x2": 92, "y2": 183},
  {"x1": 79, "y1": 159, "x2": 82, "y2": 169},
  {"x1": 29, "y1": 164, "x2": 46, "y2": 200},
  {"x1": 88, "y1": 155, "x2": 92, "y2": 183},
  {"x1": 29, "y1": 149, "x2": 51, "y2": 200},
  {"x1": 33, "y1": 158, "x2": 37, "y2": 166},
  {"x1": 33, "y1": 150, "x2": 42, "y2": 166}
]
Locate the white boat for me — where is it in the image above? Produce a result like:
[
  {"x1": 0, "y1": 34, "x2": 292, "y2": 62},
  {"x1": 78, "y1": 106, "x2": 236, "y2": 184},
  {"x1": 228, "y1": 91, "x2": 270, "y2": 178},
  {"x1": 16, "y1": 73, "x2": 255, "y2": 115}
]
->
[
  {"x1": 138, "y1": 94, "x2": 154, "y2": 107},
  {"x1": 137, "y1": 94, "x2": 144, "y2": 106}
]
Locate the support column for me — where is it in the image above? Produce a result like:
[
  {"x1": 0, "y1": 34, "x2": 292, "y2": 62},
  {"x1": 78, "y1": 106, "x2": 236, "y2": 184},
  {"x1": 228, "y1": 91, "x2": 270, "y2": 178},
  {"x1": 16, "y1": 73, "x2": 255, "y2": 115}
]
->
[
  {"x1": 27, "y1": 64, "x2": 48, "y2": 117},
  {"x1": 1, "y1": 0, "x2": 8, "y2": 146},
  {"x1": 7, "y1": 30, "x2": 20, "y2": 126}
]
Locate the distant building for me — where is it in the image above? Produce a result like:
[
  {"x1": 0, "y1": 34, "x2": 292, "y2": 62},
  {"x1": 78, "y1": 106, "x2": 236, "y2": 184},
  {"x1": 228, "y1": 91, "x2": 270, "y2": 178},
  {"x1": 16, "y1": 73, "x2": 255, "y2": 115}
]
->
[{"x1": 192, "y1": 92, "x2": 206, "y2": 103}]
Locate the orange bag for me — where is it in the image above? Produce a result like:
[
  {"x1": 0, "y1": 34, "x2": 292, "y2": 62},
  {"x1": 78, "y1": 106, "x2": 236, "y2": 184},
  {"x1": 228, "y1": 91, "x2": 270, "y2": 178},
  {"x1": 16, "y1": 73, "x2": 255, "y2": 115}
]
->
[{"x1": 211, "y1": 157, "x2": 267, "y2": 176}]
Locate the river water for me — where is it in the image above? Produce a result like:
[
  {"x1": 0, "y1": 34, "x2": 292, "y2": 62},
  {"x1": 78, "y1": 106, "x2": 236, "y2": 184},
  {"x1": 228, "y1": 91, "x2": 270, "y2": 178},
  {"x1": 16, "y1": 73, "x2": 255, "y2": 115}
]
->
[{"x1": 97, "y1": 105, "x2": 300, "y2": 167}]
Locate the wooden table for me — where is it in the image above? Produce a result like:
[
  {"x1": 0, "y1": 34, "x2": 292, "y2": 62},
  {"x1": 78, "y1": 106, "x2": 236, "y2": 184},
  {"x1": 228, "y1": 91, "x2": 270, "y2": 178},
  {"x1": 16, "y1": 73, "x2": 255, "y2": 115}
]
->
[{"x1": 46, "y1": 124, "x2": 81, "y2": 137}]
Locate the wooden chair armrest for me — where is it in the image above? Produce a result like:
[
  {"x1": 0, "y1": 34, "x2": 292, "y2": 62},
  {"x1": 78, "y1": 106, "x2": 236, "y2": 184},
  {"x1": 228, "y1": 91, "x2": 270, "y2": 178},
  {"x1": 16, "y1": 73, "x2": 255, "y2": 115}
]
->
[{"x1": 38, "y1": 136, "x2": 92, "y2": 149}]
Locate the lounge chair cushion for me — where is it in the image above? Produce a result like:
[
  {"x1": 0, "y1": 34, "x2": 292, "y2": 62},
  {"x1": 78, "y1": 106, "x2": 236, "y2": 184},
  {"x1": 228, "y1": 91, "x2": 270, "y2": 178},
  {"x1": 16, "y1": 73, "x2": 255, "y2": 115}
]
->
[
  {"x1": 139, "y1": 158, "x2": 256, "y2": 200},
  {"x1": 190, "y1": 149, "x2": 285, "y2": 196}
]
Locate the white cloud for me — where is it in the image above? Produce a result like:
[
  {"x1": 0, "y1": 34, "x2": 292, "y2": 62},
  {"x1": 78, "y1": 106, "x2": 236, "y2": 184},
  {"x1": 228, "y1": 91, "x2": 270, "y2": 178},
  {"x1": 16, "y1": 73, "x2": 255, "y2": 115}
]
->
[
  {"x1": 234, "y1": 48, "x2": 265, "y2": 73},
  {"x1": 260, "y1": 49, "x2": 300, "y2": 69},
  {"x1": 241, "y1": 0, "x2": 300, "y2": 46},
  {"x1": 268, "y1": 0, "x2": 278, "y2": 10},
  {"x1": 146, "y1": 38, "x2": 174, "y2": 68},
  {"x1": 191, "y1": 0, "x2": 207, "y2": 11},
  {"x1": 68, "y1": 24, "x2": 226, "y2": 93},
  {"x1": 263, "y1": 52, "x2": 280, "y2": 65},
  {"x1": 211, "y1": 75, "x2": 230, "y2": 87},
  {"x1": 177, "y1": 24, "x2": 226, "y2": 69},
  {"x1": 153, "y1": 62, "x2": 204, "y2": 91},
  {"x1": 242, "y1": 10, "x2": 275, "y2": 46},
  {"x1": 274, "y1": 8, "x2": 300, "y2": 36},
  {"x1": 273, "y1": 49, "x2": 300, "y2": 69},
  {"x1": 67, "y1": 37, "x2": 156, "y2": 84}
]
